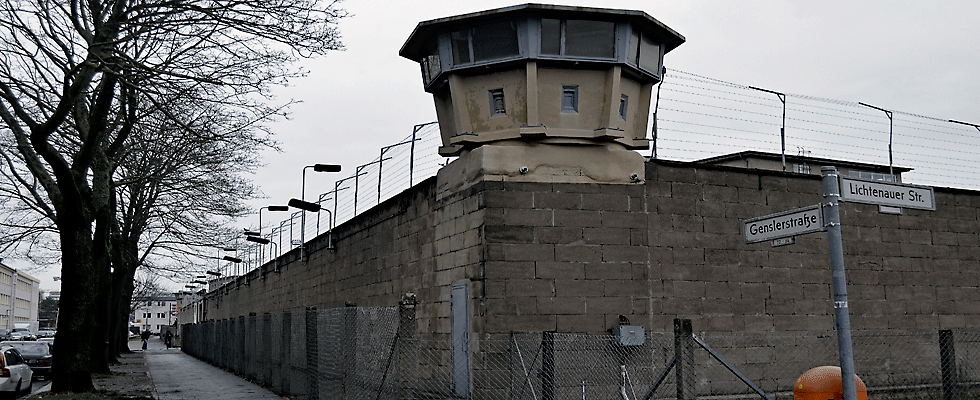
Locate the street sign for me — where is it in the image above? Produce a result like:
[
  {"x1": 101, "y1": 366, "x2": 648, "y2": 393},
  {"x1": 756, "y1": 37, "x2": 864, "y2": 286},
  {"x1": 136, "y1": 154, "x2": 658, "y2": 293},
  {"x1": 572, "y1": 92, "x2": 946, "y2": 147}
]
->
[
  {"x1": 838, "y1": 176, "x2": 935, "y2": 210},
  {"x1": 744, "y1": 204, "x2": 825, "y2": 244}
]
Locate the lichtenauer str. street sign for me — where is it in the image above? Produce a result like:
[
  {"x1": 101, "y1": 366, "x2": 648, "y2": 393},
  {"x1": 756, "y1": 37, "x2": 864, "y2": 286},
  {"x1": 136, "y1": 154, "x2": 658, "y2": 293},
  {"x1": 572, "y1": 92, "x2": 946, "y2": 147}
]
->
[
  {"x1": 838, "y1": 176, "x2": 935, "y2": 210},
  {"x1": 743, "y1": 204, "x2": 825, "y2": 244}
]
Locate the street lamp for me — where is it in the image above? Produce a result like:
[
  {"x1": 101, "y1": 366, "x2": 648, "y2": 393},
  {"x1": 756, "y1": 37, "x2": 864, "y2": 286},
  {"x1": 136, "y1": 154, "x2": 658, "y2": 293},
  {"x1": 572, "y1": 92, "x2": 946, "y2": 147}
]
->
[
  {"x1": 298, "y1": 164, "x2": 342, "y2": 261},
  {"x1": 214, "y1": 247, "x2": 236, "y2": 278},
  {"x1": 245, "y1": 205, "x2": 289, "y2": 246}
]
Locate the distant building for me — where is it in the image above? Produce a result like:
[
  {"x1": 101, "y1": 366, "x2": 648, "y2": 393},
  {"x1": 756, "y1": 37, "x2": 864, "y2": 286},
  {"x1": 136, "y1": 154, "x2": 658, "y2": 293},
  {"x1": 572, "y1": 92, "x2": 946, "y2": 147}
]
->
[
  {"x1": 694, "y1": 150, "x2": 912, "y2": 181},
  {"x1": 131, "y1": 295, "x2": 177, "y2": 334},
  {"x1": 0, "y1": 262, "x2": 40, "y2": 331}
]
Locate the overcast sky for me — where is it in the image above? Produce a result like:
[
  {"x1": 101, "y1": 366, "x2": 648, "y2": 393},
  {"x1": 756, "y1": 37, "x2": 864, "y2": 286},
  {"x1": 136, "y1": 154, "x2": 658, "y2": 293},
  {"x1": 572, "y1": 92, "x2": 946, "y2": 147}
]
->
[{"x1": 19, "y1": 1, "x2": 980, "y2": 292}]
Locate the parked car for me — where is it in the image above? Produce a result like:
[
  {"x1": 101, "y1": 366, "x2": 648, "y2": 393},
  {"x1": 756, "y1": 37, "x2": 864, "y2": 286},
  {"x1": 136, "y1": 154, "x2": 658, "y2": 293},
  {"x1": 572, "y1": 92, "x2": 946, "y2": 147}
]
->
[
  {"x1": 0, "y1": 330, "x2": 9, "y2": 341},
  {"x1": 37, "y1": 338, "x2": 53, "y2": 349},
  {"x1": 35, "y1": 330, "x2": 55, "y2": 339},
  {"x1": 8, "y1": 329, "x2": 35, "y2": 341},
  {"x1": 0, "y1": 342, "x2": 50, "y2": 378},
  {"x1": 0, "y1": 345, "x2": 32, "y2": 395}
]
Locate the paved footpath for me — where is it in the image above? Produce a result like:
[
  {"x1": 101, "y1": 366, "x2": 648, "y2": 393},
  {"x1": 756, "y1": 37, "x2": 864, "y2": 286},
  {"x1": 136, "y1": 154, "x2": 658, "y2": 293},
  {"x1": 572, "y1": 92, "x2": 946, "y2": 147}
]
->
[{"x1": 141, "y1": 338, "x2": 284, "y2": 400}]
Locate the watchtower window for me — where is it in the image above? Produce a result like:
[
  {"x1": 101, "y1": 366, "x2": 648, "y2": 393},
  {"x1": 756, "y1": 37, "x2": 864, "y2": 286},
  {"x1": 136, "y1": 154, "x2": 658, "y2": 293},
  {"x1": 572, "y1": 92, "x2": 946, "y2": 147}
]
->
[
  {"x1": 628, "y1": 27, "x2": 663, "y2": 73},
  {"x1": 541, "y1": 18, "x2": 615, "y2": 59},
  {"x1": 562, "y1": 86, "x2": 579, "y2": 113},
  {"x1": 451, "y1": 21, "x2": 519, "y2": 65},
  {"x1": 489, "y1": 89, "x2": 506, "y2": 116},
  {"x1": 421, "y1": 54, "x2": 442, "y2": 85},
  {"x1": 619, "y1": 94, "x2": 629, "y2": 120}
]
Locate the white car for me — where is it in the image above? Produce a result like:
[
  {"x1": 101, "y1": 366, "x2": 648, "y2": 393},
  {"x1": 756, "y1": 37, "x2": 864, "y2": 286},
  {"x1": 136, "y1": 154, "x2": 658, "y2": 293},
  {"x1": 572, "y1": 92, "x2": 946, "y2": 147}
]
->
[{"x1": 0, "y1": 345, "x2": 32, "y2": 396}]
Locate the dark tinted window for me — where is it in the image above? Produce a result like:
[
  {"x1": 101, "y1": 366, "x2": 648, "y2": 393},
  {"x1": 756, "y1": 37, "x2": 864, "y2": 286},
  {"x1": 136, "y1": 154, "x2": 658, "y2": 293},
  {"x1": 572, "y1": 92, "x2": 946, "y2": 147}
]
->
[
  {"x1": 541, "y1": 18, "x2": 561, "y2": 55},
  {"x1": 472, "y1": 21, "x2": 519, "y2": 62},
  {"x1": 565, "y1": 20, "x2": 615, "y2": 58},
  {"x1": 451, "y1": 30, "x2": 471, "y2": 64}
]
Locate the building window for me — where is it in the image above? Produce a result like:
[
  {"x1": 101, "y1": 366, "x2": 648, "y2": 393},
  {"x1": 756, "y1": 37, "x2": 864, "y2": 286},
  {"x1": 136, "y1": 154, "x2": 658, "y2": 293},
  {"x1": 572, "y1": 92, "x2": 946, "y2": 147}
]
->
[
  {"x1": 562, "y1": 86, "x2": 579, "y2": 113},
  {"x1": 421, "y1": 54, "x2": 442, "y2": 85},
  {"x1": 541, "y1": 18, "x2": 615, "y2": 59},
  {"x1": 489, "y1": 89, "x2": 506, "y2": 116},
  {"x1": 452, "y1": 21, "x2": 519, "y2": 65},
  {"x1": 628, "y1": 27, "x2": 663, "y2": 73},
  {"x1": 794, "y1": 164, "x2": 811, "y2": 174},
  {"x1": 619, "y1": 94, "x2": 629, "y2": 120}
]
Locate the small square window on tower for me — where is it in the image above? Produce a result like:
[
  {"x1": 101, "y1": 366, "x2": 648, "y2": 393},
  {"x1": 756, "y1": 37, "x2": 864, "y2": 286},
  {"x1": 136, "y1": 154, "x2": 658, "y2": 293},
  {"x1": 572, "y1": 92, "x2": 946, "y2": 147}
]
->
[
  {"x1": 562, "y1": 85, "x2": 579, "y2": 113},
  {"x1": 489, "y1": 89, "x2": 506, "y2": 116},
  {"x1": 619, "y1": 94, "x2": 629, "y2": 120}
]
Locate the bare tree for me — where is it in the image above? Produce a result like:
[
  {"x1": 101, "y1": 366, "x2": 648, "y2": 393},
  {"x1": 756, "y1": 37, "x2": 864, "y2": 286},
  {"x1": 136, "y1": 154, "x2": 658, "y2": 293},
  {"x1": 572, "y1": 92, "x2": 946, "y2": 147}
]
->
[
  {"x1": 105, "y1": 90, "x2": 271, "y2": 358},
  {"x1": 0, "y1": 0, "x2": 346, "y2": 392}
]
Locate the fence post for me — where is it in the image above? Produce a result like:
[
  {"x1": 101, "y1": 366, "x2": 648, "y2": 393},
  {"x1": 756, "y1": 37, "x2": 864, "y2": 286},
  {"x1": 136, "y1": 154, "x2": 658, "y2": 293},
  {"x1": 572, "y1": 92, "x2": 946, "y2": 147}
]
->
[
  {"x1": 282, "y1": 311, "x2": 292, "y2": 396},
  {"x1": 940, "y1": 329, "x2": 958, "y2": 400},
  {"x1": 398, "y1": 293, "x2": 417, "y2": 399},
  {"x1": 674, "y1": 318, "x2": 696, "y2": 400},
  {"x1": 306, "y1": 307, "x2": 319, "y2": 400},
  {"x1": 542, "y1": 331, "x2": 556, "y2": 400}
]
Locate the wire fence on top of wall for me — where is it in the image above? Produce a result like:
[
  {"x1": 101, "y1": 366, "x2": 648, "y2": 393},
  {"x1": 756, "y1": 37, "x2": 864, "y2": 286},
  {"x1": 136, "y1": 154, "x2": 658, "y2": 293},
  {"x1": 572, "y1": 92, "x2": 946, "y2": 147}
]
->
[{"x1": 221, "y1": 67, "x2": 980, "y2": 278}]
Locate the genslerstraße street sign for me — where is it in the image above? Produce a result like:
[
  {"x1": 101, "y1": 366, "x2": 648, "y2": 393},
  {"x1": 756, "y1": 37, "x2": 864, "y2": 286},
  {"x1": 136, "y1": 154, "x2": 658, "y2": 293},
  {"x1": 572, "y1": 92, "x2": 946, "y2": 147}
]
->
[
  {"x1": 838, "y1": 176, "x2": 935, "y2": 211},
  {"x1": 744, "y1": 204, "x2": 825, "y2": 244}
]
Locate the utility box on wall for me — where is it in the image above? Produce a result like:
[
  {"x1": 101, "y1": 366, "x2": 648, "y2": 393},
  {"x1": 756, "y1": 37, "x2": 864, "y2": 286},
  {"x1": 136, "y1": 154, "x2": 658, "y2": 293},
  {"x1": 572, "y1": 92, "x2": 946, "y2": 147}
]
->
[{"x1": 612, "y1": 325, "x2": 645, "y2": 346}]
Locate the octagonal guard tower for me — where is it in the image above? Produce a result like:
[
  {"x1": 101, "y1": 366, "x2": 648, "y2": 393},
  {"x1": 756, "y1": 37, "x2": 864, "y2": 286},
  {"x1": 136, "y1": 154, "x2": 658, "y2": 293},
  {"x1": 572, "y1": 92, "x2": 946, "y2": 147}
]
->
[{"x1": 400, "y1": 4, "x2": 684, "y2": 187}]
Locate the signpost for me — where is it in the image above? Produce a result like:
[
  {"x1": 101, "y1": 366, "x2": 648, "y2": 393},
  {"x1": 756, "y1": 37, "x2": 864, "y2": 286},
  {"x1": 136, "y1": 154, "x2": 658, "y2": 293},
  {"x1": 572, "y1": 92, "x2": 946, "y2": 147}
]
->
[
  {"x1": 743, "y1": 166, "x2": 936, "y2": 400},
  {"x1": 839, "y1": 176, "x2": 935, "y2": 210},
  {"x1": 743, "y1": 204, "x2": 824, "y2": 244}
]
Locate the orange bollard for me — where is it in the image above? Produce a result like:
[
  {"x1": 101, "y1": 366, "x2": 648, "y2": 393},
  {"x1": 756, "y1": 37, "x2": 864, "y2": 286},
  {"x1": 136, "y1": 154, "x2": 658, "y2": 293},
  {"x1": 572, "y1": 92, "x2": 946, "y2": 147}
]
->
[{"x1": 794, "y1": 366, "x2": 868, "y2": 400}]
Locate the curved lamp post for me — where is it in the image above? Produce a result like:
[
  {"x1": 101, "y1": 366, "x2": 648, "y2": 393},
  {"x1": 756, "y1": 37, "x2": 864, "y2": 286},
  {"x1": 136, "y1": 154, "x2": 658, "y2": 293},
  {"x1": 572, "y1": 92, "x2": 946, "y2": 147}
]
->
[
  {"x1": 246, "y1": 205, "x2": 289, "y2": 267},
  {"x1": 296, "y1": 164, "x2": 341, "y2": 262}
]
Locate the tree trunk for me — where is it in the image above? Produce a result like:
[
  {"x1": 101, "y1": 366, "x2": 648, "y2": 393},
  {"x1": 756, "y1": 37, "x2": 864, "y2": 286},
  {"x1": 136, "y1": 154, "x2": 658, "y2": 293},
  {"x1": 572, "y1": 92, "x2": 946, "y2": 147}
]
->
[
  {"x1": 91, "y1": 210, "x2": 113, "y2": 372},
  {"x1": 109, "y1": 261, "x2": 138, "y2": 356},
  {"x1": 50, "y1": 216, "x2": 98, "y2": 392}
]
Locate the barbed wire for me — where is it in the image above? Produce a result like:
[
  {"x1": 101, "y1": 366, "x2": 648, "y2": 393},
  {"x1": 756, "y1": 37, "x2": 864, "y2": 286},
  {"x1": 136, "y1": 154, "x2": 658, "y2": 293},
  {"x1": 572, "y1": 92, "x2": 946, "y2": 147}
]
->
[{"x1": 229, "y1": 68, "x2": 980, "y2": 275}]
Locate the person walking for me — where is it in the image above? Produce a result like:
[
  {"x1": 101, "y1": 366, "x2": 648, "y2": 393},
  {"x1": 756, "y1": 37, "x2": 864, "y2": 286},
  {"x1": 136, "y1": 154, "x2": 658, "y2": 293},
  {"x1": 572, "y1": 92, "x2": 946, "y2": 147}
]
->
[
  {"x1": 140, "y1": 330, "x2": 151, "y2": 350},
  {"x1": 164, "y1": 330, "x2": 174, "y2": 349}
]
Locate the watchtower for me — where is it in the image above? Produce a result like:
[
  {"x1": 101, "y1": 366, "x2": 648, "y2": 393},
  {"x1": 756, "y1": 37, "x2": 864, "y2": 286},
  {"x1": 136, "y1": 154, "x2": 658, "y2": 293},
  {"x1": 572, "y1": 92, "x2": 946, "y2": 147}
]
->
[{"x1": 400, "y1": 4, "x2": 684, "y2": 185}]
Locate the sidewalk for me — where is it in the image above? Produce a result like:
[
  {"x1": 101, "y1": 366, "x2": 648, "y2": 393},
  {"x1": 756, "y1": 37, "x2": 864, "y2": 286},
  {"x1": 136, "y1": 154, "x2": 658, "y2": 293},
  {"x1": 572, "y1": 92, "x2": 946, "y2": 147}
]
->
[{"x1": 116, "y1": 338, "x2": 284, "y2": 400}]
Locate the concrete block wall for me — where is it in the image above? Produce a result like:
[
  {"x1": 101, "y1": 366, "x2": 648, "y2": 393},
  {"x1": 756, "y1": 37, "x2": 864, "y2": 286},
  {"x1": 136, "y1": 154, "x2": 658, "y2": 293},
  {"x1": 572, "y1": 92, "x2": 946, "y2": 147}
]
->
[
  {"x1": 201, "y1": 157, "x2": 980, "y2": 339},
  {"x1": 204, "y1": 175, "x2": 486, "y2": 339},
  {"x1": 479, "y1": 160, "x2": 980, "y2": 335}
]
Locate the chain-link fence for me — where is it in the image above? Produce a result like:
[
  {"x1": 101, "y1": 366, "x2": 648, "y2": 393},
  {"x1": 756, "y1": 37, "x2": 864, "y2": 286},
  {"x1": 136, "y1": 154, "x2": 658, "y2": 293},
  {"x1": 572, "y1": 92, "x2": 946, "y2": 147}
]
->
[{"x1": 182, "y1": 313, "x2": 980, "y2": 400}]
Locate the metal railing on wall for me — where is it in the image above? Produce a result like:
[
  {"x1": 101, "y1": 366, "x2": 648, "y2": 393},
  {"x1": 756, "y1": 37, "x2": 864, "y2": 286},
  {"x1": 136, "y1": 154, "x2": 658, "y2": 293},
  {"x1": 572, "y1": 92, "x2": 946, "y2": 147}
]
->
[
  {"x1": 223, "y1": 67, "x2": 980, "y2": 277},
  {"x1": 228, "y1": 122, "x2": 443, "y2": 277}
]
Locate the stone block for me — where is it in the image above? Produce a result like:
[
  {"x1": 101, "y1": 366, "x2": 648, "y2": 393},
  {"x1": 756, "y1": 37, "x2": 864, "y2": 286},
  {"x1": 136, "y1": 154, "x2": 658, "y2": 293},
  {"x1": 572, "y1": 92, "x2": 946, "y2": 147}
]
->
[
  {"x1": 536, "y1": 262, "x2": 585, "y2": 280},
  {"x1": 505, "y1": 279, "x2": 554, "y2": 298},
  {"x1": 503, "y1": 208, "x2": 554, "y2": 227},
  {"x1": 602, "y1": 245, "x2": 648, "y2": 262},
  {"x1": 556, "y1": 315, "x2": 605, "y2": 333},
  {"x1": 484, "y1": 225, "x2": 534, "y2": 244},
  {"x1": 584, "y1": 263, "x2": 632, "y2": 280},
  {"x1": 535, "y1": 226, "x2": 583, "y2": 244},
  {"x1": 502, "y1": 243, "x2": 555, "y2": 262},
  {"x1": 537, "y1": 296, "x2": 586, "y2": 314},
  {"x1": 583, "y1": 193, "x2": 629, "y2": 211},
  {"x1": 586, "y1": 296, "x2": 632, "y2": 314},
  {"x1": 555, "y1": 279, "x2": 603, "y2": 297},
  {"x1": 673, "y1": 280, "x2": 705, "y2": 298},
  {"x1": 554, "y1": 210, "x2": 602, "y2": 227},
  {"x1": 487, "y1": 314, "x2": 556, "y2": 333},
  {"x1": 600, "y1": 211, "x2": 646, "y2": 228},
  {"x1": 534, "y1": 192, "x2": 582, "y2": 210},
  {"x1": 555, "y1": 244, "x2": 601, "y2": 262},
  {"x1": 583, "y1": 227, "x2": 630, "y2": 245}
]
